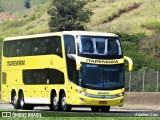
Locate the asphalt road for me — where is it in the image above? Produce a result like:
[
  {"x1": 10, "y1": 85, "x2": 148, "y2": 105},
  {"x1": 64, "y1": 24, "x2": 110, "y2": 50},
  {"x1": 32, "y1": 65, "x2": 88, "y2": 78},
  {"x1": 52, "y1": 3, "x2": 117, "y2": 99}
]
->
[
  {"x1": 0, "y1": 103, "x2": 160, "y2": 117},
  {"x1": 0, "y1": 103, "x2": 147, "y2": 111}
]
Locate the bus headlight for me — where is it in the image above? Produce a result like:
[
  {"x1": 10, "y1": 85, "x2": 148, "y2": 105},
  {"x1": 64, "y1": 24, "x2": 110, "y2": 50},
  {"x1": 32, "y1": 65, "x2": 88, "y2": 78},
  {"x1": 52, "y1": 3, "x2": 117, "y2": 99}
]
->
[
  {"x1": 75, "y1": 89, "x2": 87, "y2": 96},
  {"x1": 116, "y1": 92, "x2": 124, "y2": 97}
]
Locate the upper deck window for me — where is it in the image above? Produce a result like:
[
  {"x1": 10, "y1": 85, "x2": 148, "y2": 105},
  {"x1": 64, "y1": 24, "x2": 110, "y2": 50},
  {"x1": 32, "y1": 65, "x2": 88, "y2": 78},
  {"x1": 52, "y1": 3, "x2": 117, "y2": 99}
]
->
[
  {"x1": 78, "y1": 36, "x2": 122, "y2": 56},
  {"x1": 3, "y1": 36, "x2": 62, "y2": 57}
]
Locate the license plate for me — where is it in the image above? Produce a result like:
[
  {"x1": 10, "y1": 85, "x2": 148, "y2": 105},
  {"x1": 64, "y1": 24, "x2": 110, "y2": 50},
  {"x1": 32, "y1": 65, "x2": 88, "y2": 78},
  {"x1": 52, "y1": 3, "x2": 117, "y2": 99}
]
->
[{"x1": 99, "y1": 101, "x2": 107, "y2": 104}]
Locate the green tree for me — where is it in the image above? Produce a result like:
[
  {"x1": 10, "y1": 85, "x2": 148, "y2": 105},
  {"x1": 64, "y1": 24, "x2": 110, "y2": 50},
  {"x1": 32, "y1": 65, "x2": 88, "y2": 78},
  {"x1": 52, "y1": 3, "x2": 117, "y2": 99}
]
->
[
  {"x1": 48, "y1": 0, "x2": 92, "y2": 32},
  {"x1": 0, "y1": 6, "x2": 4, "y2": 12},
  {"x1": 24, "y1": 0, "x2": 31, "y2": 9}
]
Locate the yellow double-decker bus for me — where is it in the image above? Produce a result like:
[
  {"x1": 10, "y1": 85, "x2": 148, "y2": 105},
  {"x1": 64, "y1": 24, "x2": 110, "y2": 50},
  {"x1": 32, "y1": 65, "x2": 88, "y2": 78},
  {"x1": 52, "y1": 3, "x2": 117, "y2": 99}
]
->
[{"x1": 1, "y1": 31, "x2": 133, "y2": 112}]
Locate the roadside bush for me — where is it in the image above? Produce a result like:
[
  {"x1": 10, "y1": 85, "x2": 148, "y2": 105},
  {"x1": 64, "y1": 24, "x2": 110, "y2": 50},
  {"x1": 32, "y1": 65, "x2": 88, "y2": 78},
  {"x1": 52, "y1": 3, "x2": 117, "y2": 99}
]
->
[
  {"x1": 116, "y1": 32, "x2": 145, "y2": 44},
  {"x1": 117, "y1": 32, "x2": 160, "y2": 71}
]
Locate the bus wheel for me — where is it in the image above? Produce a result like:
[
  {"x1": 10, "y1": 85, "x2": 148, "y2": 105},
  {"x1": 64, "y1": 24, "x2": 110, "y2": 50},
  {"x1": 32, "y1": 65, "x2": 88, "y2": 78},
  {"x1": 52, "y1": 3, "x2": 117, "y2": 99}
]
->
[
  {"x1": 50, "y1": 93, "x2": 59, "y2": 111},
  {"x1": 11, "y1": 92, "x2": 20, "y2": 109},
  {"x1": 91, "y1": 106, "x2": 100, "y2": 112},
  {"x1": 19, "y1": 92, "x2": 26, "y2": 109},
  {"x1": 101, "y1": 106, "x2": 110, "y2": 112},
  {"x1": 60, "y1": 93, "x2": 71, "y2": 111}
]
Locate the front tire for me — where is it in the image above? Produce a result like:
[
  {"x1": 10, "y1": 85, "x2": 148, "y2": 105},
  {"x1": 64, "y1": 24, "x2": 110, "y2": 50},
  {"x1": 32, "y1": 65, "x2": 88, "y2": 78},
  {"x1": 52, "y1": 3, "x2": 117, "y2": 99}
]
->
[{"x1": 60, "y1": 93, "x2": 71, "y2": 111}]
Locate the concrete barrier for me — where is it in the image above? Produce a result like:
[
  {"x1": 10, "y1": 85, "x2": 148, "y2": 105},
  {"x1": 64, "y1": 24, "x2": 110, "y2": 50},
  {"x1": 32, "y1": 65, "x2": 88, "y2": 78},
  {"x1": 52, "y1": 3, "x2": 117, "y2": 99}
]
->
[{"x1": 123, "y1": 92, "x2": 160, "y2": 110}]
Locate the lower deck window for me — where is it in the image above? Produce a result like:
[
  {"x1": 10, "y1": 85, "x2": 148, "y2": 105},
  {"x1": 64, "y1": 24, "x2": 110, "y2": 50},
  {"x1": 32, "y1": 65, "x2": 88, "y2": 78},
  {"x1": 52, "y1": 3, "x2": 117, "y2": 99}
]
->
[{"x1": 23, "y1": 68, "x2": 64, "y2": 84}]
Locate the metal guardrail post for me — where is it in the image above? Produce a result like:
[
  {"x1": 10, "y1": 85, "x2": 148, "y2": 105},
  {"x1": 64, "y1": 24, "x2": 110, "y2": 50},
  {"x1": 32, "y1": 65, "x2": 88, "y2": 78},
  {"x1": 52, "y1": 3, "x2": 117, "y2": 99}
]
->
[
  {"x1": 142, "y1": 71, "x2": 145, "y2": 92},
  {"x1": 157, "y1": 71, "x2": 159, "y2": 92}
]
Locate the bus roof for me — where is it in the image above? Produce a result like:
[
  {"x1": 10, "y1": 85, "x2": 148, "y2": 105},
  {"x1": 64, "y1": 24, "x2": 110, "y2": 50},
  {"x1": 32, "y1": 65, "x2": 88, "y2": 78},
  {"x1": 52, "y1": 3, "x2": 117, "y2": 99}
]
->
[
  {"x1": 4, "y1": 31, "x2": 118, "y2": 41},
  {"x1": 62, "y1": 31, "x2": 118, "y2": 37}
]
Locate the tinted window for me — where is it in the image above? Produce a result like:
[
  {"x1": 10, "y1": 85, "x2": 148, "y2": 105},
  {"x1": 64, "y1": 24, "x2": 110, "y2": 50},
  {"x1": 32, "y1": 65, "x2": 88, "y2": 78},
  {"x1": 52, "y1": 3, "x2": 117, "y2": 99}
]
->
[
  {"x1": 3, "y1": 42, "x2": 9, "y2": 57},
  {"x1": 78, "y1": 36, "x2": 122, "y2": 56},
  {"x1": 14, "y1": 41, "x2": 23, "y2": 56},
  {"x1": 4, "y1": 41, "x2": 14, "y2": 57},
  {"x1": 64, "y1": 35, "x2": 77, "y2": 84},
  {"x1": 108, "y1": 39, "x2": 119, "y2": 55},
  {"x1": 3, "y1": 36, "x2": 63, "y2": 57},
  {"x1": 32, "y1": 39, "x2": 42, "y2": 55},
  {"x1": 2, "y1": 72, "x2": 7, "y2": 84},
  {"x1": 64, "y1": 35, "x2": 76, "y2": 54},
  {"x1": 48, "y1": 69, "x2": 65, "y2": 84},
  {"x1": 23, "y1": 70, "x2": 34, "y2": 84},
  {"x1": 52, "y1": 36, "x2": 63, "y2": 57},
  {"x1": 80, "y1": 63, "x2": 124, "y2": 90},
  {"x1": 23, "y1": 69, "x2": 64, "y2": 84},
  {"x1": 23, "y1": 39, "x2": 32, "y2": 56},
  {"x1": 81, "y1": 37, "x2": 94, "y2": 53},
  {"x1": 41, "y1": 38, "x2": 52, "y2": 54}
]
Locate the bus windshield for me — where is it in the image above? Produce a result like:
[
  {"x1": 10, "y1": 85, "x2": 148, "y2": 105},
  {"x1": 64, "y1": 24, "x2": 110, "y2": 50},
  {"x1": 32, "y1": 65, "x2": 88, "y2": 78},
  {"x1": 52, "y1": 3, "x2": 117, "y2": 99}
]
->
[
  {"x1": 79, "y1": 63, "x2": 124, "y2": 90},
  {"x1": 78, "y1": 36, "x2": 122, "y2": 56}
]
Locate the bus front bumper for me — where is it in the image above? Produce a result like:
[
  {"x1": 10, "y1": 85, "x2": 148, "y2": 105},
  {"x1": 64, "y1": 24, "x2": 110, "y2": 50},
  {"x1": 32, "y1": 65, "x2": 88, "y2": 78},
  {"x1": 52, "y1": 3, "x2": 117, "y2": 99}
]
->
[{"x1": 69, "y1": 93, "x2": 124, "y2": 107}]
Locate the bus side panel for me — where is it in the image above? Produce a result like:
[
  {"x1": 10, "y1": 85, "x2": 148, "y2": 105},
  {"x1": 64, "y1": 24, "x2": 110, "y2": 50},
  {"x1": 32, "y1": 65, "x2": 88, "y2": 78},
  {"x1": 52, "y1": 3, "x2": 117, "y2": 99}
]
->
[{"x1": 1, "y1": 70, "x2": 23, "y2": 103}]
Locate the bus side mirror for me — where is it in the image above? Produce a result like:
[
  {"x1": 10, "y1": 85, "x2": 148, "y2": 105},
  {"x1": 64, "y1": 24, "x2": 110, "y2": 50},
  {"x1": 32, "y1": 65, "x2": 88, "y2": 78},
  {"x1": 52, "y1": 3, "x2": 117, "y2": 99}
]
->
[{"x1": 124, "y1": 56, "x2": 133, "y2": 71}]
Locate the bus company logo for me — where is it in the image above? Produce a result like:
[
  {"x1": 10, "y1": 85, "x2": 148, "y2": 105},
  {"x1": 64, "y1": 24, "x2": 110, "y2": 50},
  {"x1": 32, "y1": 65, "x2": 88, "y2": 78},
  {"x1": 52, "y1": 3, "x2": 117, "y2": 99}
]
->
[
  {"x1": 7, "y1": 60, "x2": 25, "y2": 66},
  {"x1": 86, "y1": 59, "x2": 118, "y2": 64}
]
